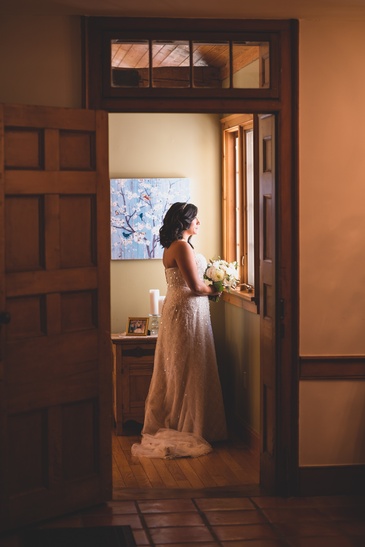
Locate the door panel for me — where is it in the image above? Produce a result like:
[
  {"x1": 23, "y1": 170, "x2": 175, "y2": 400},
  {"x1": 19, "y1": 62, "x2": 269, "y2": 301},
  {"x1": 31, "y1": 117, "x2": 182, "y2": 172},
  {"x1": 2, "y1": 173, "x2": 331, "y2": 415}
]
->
[
  {"x1": 0, "y1": 104, "x2": 112, "y2": 531},
  {"x1": 258, "y1": 113, "x2": 277, "y2": 492}
]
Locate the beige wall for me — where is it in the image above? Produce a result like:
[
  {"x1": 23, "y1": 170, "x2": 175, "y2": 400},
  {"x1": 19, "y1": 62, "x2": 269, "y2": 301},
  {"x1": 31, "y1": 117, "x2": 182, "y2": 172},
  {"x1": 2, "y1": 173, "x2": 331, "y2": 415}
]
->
[
  {"x1": 1, "y1": 11, "x2": 364, "y2": 465},
  {"x1": 299, "y1": 18, "x2": 365, "y2": 355},
  {"x1": 223, "y1": 305, "x2": 260, "y2": 434},
  {"x1": 0, "y1": 15, "x2": 82, "y2": 108},
  {"x1": 109, "y1": 113, "x2": 222, "y2": 332},
  {"x1": 299, "y1": 380, "x2": 365, "y2": 465},
  {"x1": 299, "y1": 18, "x2": 365, "y2": 465}
]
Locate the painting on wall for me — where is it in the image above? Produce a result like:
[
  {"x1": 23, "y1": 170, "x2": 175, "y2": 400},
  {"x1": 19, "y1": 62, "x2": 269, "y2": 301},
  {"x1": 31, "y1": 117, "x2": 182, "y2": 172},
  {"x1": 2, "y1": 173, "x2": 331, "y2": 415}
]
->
[{"x1": 111, "y1": 178, "x2": 190, "y2": 260}]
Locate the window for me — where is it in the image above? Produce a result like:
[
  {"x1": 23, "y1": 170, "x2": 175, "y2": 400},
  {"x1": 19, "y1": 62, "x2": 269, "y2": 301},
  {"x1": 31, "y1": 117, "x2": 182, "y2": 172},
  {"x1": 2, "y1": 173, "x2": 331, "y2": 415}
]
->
[
  {"x1": 84, "y1": 18, "x2": 280, "y2": 109},
  {"x1": 222, "y1": 114, "x2": 258, "y2": 311},
  {"x1": 110, "y1": 39, "x2": 270, "y2": 90}
]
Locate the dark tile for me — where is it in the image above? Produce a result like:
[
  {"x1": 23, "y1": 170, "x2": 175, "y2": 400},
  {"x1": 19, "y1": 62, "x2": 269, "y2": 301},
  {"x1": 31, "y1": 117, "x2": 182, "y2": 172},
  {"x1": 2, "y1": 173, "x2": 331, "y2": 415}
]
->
[
  {"x1": 286, "y1": 537, "x2": 356, "y2": 546},
  {"x1": 144, "y1": 511, "x2": 204, "y2": 527},
  {"x1": 150, "y1": 525, "x2": 214, "y2": 544},
  {"x1": 81, "y1": 513, "x2": 143, "y2": 529},
  {"x1": 204, "y1": 510, "x2": 267, "y2": 526},
  {"x1": 37, "y1": 517, "x2": 83, "y2": 528},
  {"x1": 154, "y1": 544, "x2": 218, "y2": 547},
  {"x1": 336, "y1": 519, "x2": 365, "y2": 536},
  {"x1": 137, "y1": 499, "x2": 196, "y2": 513},
  {"x1": 350, "y1": 540, "x2": 365, "y2": 547},
  {"x1": 102, "y1": 501, "x2": 139, "y2": 514},
  {"x1": 310, "y1": 496, "x2": 365, "y2": 508},
  {"x1": 252, "y1": 497, "x2": 316, "y2": 509},
  {"x1": 320, "y1": 506, "x2": 365, "y2": 521},
  {"x1": 0, "y1": 537, "x2": 22, "y2": 547},
  {"x1": 261, "y1": 508, "x2": 329, "y2": 524},
  {"x1": 273, "y1": 521, "x2": 343, "y2": 537},
  {"x1": 222, "y1": 541, "x2": 287, "y2": 547},
  {"x1": 82, "y1": 501, "x2": 138, "y2": 515},
  {"x1": 131, "y1": 528, "x2": 151, "y2": 546},
  {"x1": 212, "y1": 523, "x2": 278, "y2": 541},
  {"x1": 195, "y1": 497, "x2": 256, "y2": 511}
]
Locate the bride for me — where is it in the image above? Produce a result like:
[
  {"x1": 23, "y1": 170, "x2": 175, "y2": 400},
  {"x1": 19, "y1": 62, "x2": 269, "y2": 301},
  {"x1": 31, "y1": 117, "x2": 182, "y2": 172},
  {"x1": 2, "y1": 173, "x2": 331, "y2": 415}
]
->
[{"x1": 131, "y1": 202, "x2": 227, "y2": 459}]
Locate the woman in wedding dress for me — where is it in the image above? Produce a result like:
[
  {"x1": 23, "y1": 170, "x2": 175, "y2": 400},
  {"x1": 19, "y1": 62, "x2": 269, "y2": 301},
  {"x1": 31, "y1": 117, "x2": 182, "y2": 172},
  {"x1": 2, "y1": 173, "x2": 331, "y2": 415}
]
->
[{"x1": 131, "y1": 202, "x2": 227, "y2": 459}]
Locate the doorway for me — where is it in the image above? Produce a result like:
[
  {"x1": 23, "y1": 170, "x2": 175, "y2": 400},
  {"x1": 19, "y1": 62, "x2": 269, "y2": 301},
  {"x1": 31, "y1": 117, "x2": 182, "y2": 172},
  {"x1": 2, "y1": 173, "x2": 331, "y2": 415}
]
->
[{"x1": 109, "y1": 112, "x2": 263, "y2": 494}]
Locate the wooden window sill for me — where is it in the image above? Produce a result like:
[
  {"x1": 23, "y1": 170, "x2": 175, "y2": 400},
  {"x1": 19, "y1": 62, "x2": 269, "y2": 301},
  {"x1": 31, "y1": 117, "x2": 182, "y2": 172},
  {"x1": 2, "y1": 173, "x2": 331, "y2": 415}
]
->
[{"x1": 222, "y1": 289, "x2": 258, "y2": 313}]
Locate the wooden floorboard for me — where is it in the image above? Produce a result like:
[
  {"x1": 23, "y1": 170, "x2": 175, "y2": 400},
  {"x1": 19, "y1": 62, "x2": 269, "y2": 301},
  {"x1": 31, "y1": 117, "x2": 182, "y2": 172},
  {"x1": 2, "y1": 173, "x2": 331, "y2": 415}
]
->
[{"x1": 112, "y1": 426, "x2": 260, "y2": 498}]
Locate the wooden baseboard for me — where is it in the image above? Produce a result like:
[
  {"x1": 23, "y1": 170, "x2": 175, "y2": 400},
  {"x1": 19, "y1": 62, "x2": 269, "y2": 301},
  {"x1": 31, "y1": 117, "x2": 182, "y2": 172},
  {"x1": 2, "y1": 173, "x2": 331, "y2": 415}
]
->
[{"x1": 299, "y1": 464, "x2": 365, "y2": 495}]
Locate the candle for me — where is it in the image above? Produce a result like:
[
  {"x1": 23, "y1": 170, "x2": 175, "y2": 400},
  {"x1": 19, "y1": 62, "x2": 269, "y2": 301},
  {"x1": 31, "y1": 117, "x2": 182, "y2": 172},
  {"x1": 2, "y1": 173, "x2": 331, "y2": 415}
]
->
[
  {"x1": 149, "y1": 289, "x2": 160, "y2": 315},
  {"x1": 158, "y1": 296, "x2": 165, "y2": 315}
]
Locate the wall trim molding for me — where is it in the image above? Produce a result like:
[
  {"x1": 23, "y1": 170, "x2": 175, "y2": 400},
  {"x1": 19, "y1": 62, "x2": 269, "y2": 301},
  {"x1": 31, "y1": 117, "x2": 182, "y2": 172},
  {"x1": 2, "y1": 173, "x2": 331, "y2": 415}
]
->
[
  {"x1": 299, "y1": 465, "x2": 365, "y2": 495},
  {"x1": 300, "y1": 355, "x2": 365, "y2": 379}
]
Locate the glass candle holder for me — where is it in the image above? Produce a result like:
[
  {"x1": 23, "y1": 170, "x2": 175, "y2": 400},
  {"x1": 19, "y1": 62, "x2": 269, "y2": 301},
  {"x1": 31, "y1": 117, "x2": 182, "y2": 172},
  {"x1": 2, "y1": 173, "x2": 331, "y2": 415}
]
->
[{"x1": 149, "y1": 314, "x2": 160, "y2": 336}]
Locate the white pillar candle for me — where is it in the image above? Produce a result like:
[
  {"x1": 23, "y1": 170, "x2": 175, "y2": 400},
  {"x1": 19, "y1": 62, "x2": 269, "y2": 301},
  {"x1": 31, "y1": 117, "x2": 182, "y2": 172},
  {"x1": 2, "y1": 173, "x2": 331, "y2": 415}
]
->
[
  {"x1": 149, "y1": 289, "x2": 160, "y2": 315},
  {"x1": 158, "y1": 296, "x2": 165, "y2": 315}
]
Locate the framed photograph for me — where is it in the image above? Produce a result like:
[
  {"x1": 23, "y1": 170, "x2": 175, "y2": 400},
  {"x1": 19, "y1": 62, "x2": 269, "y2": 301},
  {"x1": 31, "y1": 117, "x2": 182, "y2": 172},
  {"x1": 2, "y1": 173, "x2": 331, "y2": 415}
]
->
[
  {"x1": 127, "y1": 317, "x2": 149, "y2": 336},
  {"x1": 110, "y1": 177, "x2": 190, "y2": 260}
]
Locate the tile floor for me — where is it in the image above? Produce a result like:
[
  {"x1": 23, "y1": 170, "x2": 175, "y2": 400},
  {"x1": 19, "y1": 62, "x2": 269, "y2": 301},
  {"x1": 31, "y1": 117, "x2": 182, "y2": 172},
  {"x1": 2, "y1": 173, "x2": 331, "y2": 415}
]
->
[{"x1": 2, "y1": 494, "x2": 364, "y2": 546}]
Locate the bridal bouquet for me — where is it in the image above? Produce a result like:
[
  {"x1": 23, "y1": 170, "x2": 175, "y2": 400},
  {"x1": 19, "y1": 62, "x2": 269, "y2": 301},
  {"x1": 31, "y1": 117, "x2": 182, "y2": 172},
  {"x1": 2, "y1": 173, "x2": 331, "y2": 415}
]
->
[{"x1": 204, "y1": 258, "x2": 240, "y2": 301}]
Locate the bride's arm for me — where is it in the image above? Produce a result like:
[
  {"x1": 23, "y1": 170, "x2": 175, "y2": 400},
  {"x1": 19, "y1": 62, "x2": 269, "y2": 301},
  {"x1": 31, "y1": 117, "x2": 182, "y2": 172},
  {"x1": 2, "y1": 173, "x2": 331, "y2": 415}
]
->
[{"x1": 174, "y1": 242, "x2": 218, "y2": 296}]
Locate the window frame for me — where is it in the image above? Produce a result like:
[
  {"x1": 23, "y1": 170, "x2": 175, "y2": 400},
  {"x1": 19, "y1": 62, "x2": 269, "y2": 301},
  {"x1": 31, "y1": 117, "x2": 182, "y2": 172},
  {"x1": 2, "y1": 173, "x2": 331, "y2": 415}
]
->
[{"x1": 221, "y1": 113, "x2": 258, "y2": 313}]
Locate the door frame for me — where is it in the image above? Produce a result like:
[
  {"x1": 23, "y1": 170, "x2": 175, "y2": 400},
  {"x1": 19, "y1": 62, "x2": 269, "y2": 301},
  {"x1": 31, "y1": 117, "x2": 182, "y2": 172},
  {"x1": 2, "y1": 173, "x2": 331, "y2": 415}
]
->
[{"x1": 84, "y1": 17, "x2": 299, "y2": 495}]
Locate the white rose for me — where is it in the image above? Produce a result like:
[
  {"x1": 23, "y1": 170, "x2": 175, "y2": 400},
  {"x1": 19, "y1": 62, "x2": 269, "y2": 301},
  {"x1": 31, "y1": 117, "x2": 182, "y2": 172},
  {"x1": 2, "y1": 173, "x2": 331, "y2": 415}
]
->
[{"x1": 211, "y1": 268, "x2": 224, "y2": 282}]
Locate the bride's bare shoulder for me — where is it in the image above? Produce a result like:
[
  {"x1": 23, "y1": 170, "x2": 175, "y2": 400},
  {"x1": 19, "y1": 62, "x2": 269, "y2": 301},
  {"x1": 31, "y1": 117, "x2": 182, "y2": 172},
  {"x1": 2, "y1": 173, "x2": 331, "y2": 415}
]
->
[{"x1": 163, "y1": 240, "x2": 190, "y2": 268}]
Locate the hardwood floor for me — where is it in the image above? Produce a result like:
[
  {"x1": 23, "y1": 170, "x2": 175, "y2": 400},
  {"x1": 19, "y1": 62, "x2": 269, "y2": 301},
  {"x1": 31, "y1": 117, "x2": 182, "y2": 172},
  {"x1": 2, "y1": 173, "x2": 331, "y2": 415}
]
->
[{"x1": 112, "y1": 425, "x2": 260, "y2": 499}]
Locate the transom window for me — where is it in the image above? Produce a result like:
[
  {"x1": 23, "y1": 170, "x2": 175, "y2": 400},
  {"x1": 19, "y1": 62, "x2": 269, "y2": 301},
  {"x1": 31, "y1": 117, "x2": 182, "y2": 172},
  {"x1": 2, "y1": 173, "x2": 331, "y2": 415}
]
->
[
  {"x1": 84, "y1": 18, "x2": 281, "y2": 108},
  {"x1": 110, "y1": 40, "x2": 270, "y2": 90}
]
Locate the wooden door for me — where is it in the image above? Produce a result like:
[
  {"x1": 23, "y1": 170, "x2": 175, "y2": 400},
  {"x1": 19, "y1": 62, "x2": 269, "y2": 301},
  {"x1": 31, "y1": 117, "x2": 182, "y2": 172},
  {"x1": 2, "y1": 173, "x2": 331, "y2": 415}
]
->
[
  {"x1": 257, "y1": 114, "x2": 277, "y2": 492},
  {"x1": 0, "y1": 104, "x2": 112, "y2": 531}
]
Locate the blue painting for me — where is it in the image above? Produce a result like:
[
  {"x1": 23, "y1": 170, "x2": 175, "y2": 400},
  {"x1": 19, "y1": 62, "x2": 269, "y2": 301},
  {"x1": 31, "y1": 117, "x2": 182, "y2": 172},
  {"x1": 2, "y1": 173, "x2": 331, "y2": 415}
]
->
[{"x1": 111, "y1": 178, "x2": 190, "y2": 260}]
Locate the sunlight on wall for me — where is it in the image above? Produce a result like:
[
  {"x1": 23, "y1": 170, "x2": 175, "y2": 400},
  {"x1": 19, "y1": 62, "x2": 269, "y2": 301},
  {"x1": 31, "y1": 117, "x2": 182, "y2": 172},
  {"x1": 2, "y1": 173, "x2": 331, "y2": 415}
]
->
[{"x1": 299, "y1": 19, "x2": 365, "y2": 355}]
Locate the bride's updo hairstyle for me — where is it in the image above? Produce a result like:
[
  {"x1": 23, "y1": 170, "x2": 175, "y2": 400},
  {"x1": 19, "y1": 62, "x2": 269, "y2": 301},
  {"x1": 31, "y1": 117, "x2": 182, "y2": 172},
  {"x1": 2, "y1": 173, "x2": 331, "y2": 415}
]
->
[{"x1": 159, "y1": 202, "x2": 198, "y2": 249}]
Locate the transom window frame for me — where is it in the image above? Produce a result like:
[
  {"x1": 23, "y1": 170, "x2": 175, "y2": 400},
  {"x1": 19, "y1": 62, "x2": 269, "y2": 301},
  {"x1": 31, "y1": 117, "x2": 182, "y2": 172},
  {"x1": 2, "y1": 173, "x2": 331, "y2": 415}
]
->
[{"x1": 84, "y1": 18, "x2": 282, "y2": 110}]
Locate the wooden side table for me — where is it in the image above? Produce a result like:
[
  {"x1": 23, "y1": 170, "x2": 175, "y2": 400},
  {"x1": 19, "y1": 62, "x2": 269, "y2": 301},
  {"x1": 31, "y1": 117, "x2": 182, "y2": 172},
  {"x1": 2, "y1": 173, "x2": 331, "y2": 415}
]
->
[{"x1": 111, "y1": 334, "x2": 157, "y2": 435}]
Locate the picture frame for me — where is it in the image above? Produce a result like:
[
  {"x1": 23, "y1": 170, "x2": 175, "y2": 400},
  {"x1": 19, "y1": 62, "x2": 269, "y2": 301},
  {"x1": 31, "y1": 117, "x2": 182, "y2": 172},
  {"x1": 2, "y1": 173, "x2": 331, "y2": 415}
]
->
[
  {"x1": 110, "y1": 177, "x2": 190, "y2": 260},
  {"x1": 127, "y1": 317, "x2": 149, "y2": 336}
]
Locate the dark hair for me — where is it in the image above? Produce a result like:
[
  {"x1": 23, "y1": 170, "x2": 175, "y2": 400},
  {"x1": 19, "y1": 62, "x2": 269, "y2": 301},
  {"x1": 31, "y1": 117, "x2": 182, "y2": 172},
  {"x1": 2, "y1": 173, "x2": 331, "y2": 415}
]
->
[{"x1": 159, "y1": 202, "x2": 198, "y2": 248}]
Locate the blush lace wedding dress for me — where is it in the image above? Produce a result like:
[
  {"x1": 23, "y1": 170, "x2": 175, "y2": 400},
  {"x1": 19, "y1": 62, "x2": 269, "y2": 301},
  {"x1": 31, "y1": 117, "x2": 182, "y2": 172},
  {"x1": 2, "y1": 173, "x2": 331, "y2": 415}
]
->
[{"x1": 131, "y1": 253, "x2": 227, "y2": 459}]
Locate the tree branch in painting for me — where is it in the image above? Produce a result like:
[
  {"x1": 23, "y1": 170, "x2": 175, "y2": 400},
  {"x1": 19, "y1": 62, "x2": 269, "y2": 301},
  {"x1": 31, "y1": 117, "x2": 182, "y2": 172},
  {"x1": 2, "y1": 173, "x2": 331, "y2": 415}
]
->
[{"x1": 111, "y1": 178, "x2": 190, "y2": 260}]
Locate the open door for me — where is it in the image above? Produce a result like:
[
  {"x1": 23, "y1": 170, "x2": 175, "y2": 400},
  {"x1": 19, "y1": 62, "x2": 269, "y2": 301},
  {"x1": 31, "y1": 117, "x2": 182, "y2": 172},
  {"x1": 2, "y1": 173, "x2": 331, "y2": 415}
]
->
[
  {"x1": 0, "y1": 104, "x2": 112, "y2": 531},
  {"x1": 257, "y1": 113, "x2": 277, "y2": 492}
]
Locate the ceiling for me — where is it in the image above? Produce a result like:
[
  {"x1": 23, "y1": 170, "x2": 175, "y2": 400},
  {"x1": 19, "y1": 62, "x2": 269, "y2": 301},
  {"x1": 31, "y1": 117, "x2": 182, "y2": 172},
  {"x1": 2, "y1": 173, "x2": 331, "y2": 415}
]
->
[{"x1": 1, "y1": 0, "x2": 365, "y2": 18}]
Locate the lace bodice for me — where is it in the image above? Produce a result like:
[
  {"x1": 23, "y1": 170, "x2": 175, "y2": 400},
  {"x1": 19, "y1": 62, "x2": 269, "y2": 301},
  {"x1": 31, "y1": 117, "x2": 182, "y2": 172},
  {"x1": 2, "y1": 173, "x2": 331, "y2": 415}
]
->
[{"x1": 165, "y1": 252, "x2": 207, "y2": 288}]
